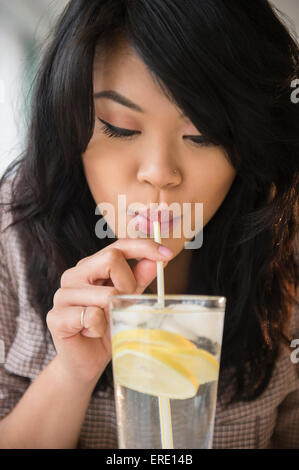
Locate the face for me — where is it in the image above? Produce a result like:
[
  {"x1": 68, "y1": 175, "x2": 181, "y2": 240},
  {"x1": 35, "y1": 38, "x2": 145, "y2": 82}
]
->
[{"x1": 82, "y1": 39, "x2": 237, "y2": 257}]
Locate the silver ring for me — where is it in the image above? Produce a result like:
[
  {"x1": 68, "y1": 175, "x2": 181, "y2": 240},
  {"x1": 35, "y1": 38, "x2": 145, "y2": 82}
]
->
[
  {"x1": 80, "y1": 307, "x2": 86, "y2": 329},
  {"x1": 173, "y1": 169, "x2": 177, "y2": 174}
]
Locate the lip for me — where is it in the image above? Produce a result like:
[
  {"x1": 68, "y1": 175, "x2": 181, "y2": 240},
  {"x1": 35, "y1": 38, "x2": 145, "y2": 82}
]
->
[
  {"x1": 129, "y1": 209, "x2": 176, "y2": 223},
  {"x1": 129, "y1": 212, "x2": 181, "y2": 236}
]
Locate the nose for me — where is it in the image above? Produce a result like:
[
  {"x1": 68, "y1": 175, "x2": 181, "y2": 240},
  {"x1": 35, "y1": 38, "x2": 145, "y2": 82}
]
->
[{"x1": 137, "y1": 147, "x2": 181, "y2": 190}]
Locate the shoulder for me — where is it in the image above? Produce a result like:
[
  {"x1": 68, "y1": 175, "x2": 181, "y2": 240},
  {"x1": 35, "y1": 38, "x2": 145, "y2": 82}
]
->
[
  {"x1": 0, "y1": 176, "x2": 26, "y2": 294},
  {"x1": 0, "y1": 176, "x2": 56, "y2": 381},
  {"x1": 0, "y1": 176, "x2": 14, "y2": 229}
]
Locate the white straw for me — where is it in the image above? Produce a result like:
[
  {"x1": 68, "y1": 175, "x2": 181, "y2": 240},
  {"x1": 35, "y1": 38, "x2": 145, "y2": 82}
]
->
[
  {"x1": 153, "y1": 221, "x2": 174, "y2": 449},
  {"x1": 153, "y1": 222, "x2": 165, "y2": 309},
  {"x1": 158, "y1": 397, "x2": 173, "y2": 449}
]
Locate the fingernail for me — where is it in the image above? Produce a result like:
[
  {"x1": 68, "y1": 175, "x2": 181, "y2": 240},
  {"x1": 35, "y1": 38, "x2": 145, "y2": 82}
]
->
[{"x1": 158, "y1": 245, "x2": 173, "y2": 257}]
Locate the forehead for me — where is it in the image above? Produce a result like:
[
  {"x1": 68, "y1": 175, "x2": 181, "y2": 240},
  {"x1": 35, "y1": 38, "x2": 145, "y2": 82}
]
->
[
  {"x1": 93, "y1": 39, "x2": 186, "y2": 120},
  {"x1": 93, "y1": 40, "x2": 148, "y2": 90}
]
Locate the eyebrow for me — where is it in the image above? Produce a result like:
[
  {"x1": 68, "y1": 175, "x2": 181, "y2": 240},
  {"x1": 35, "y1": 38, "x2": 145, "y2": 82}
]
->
[
  {"x1": 93, "y1": 90, "x2": 144, "y2": 113},
  {"x1": 93, "y1": 89, "x2": 186, "y2": 118}
]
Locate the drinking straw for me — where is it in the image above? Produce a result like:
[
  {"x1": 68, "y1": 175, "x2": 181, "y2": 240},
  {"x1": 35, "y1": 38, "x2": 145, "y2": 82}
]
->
[{"x1": 153, "y1": 221, "x2": 174, "y2": 449}]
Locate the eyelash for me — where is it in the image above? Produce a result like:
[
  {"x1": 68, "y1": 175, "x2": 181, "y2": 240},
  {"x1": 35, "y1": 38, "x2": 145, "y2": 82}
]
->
[
  {"x1": 99, "y1": 118, "x2": 137, "y2": 140},
  {"x1": 98, "y1": 118, "x2": 213, "y2": 147}
]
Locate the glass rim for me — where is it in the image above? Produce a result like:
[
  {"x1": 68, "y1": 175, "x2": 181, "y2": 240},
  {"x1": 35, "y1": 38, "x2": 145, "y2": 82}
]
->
[{"x1": 109, "y1": 294, "x2": 226, "y2": 302}]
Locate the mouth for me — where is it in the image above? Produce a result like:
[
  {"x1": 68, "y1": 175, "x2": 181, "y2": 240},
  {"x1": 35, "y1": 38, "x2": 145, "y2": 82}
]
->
[
  {"x1": 128, "y1": 207, "x2": 178, "y2": 221},
  {"x1": 140, "y1": 209, "x2": 174, "y2": 223},
  {"x1": 128, "y1": 209, "x2": 180, "y2": 236}
]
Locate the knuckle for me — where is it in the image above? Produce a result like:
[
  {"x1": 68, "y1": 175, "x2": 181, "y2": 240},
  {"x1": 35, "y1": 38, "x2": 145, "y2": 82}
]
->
[
  {"x1": 53, "y1": 287, "x2": 63, "y2": 306},
  {"x1": 46, "y1": 308, "x2": 57, "y2": 330},
  {"x1": 47, "y1": 310, "x2": 68, "y2": 335},
  {"x1": 137, "y1": 238, "x2": 159, "y2": 252},
  {"x1": 106, "y1": 287, "x2": 119, "y2": 299},
  {"x1": 100, "y1": 287, "x2": 119, "y2": 314},
  {"x1": 151, "y1": 239, "x2": 161, "y2": 249},
  {"x1": 76, "y1": 255, "x2": 91, "y2": 266},
  {"x1": 88, "y1": 307, "x2": 104, "y2": 325},
  {"x1": 105, "y1": 248, "x2": 121, "y2": 265},
  {"x1": 60, "y1": 269, "x2": 73, "y2": 287}
]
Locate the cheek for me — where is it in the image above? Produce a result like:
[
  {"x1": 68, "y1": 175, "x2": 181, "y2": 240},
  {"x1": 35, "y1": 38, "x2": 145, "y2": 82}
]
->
[
  {"x1": 82, "y1": 134, "x2": 131, "y2": 205},
  {"x1": 82, "y1": 151, "x2": 121, "y2": 206},
  {"x1": 190, "y1": 151, "x2": 236, "y2": 225}
]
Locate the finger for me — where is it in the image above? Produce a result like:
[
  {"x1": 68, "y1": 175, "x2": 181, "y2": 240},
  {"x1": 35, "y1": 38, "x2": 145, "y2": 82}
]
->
[
  {"x1": 76, "y1": 239, "x2": 173, "y2": 267},
  {"x1": 46, "y1": 306, "x2": 83, "y2": 339},
  {"x1": 53, "y1": 285, "x2": 118, "y2": 311},
  {"x1": 76, "y1": 255, "x2": 93, "y2": 266},
  {"x1": 80, "y1": 306, "x2": 108, "y2": 338},
  {"x1": 47, "y1": 306, "x2": 108, "y2": 340},
  {"x1": 102, "y1": 256, "x2": 169, "y2": 287},
  {"x1": 62, "y1": 248, "x2": 137, "y2": 292},
  {"x1": 61, "y1": 240, "x2": 173, "y2": 289},
  {"x1": 132, "y1": 258, "x2": 170, "y2": 294},
  {"x1": 107, "y1": 238, "x2": 174, "y2": 261}
]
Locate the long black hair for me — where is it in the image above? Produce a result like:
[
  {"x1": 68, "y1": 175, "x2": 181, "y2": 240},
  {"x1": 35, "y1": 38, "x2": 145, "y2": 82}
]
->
[{"x1": 1, "y1": 0, "x2": 298, "y2": 404}]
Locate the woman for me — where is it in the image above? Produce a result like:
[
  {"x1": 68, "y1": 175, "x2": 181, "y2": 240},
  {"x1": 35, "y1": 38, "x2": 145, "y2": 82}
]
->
[{"x1": 0, "y1": 0, "x2": 298, "y2": 448}]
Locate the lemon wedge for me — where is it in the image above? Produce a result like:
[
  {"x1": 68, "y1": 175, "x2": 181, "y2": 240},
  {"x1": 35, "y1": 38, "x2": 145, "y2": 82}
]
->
[
  {"x1": 112, "y1": 328, "x2": 197, "y2": 350},
  {"x1": 166, "y1": 347, "x2": 219, "y2": 384},
  {"x1": 112, "y1": 341, "x2": 199, "y2": 399}
]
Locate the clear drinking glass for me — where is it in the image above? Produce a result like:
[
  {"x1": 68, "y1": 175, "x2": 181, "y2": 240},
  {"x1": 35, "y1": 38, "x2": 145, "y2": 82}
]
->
[{"x1": 109, "y1": 294, "x2": 226, "y2": 449}]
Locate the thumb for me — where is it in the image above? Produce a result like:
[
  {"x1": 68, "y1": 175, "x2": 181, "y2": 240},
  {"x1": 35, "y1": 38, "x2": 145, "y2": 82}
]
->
[{"x1": 132, "y1": 258, "x2": 169, "y2": 295}]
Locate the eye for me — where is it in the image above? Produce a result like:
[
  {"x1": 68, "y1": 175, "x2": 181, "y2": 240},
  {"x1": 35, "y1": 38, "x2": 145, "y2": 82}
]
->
[
  {"x1": 98, "y1": 118, "x2": 140, "y2": 140},
  {"x1": 184, "y1": 135, "x2": 215, "y2": 147},
  {"x1": 98, "y1": 117, "x2": 215, "y2": 147}
]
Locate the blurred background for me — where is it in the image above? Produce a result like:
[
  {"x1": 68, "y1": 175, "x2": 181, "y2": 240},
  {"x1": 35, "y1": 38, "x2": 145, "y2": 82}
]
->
[{"x1": 0, "y1": 0, "x2": 298, "y2": 177}]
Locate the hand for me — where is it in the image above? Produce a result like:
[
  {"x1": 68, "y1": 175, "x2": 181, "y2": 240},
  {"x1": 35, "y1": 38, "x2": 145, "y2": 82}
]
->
[{"x1": 46, "y1": 239, "x2": 174, "y2": 386}]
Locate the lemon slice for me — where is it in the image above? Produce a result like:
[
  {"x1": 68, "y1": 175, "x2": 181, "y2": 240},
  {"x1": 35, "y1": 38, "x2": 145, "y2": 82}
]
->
[
  {"x1": 112, "y1": 328, "x2": 197, "y2": 350},
  {"x1": 112, "y1": 341, "x2": 199, "y2": 399},
  {"x1": 167, "y1": 347, "x2": 219, "y2": 384}
]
